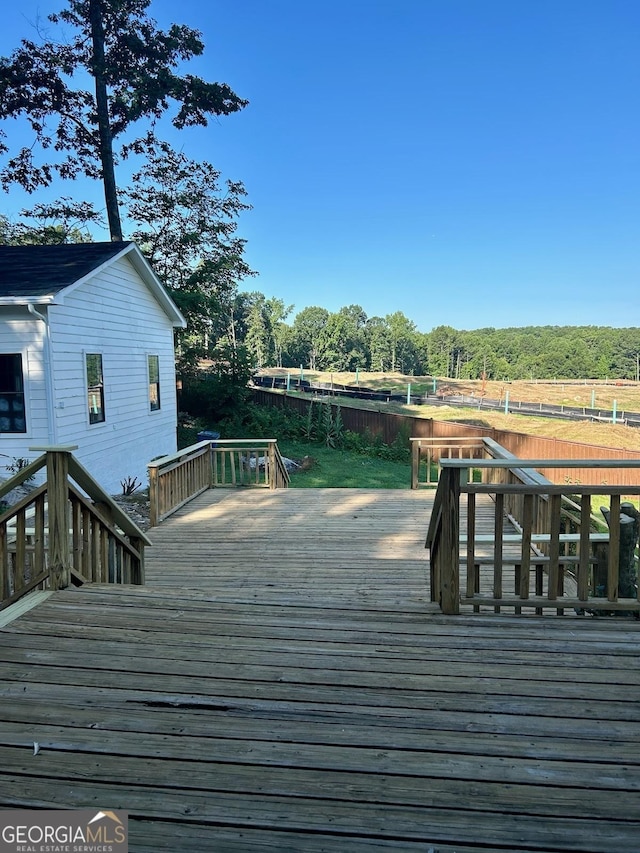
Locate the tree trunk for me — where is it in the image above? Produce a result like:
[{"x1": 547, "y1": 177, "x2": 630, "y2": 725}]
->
[{"x1": 89, "y1": 0, "x2": 123, "y2": 241}]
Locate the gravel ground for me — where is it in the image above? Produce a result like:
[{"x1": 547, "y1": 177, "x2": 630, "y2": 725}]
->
[{"x1": 112, "y1": 492, "x2": 151, "y2": 532}]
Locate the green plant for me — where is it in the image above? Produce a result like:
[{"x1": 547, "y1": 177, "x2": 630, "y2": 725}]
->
[
  {"x1": 5, "y1": 457, "x2": 35, "y2": 482},
  {"x1": 121, "y1": 476, "x2": 142, "y2": 495},
  {"x1": 302, "y1": 400, "x2": 316, "y2": 441},
  {"x1": 312, "y1": 400, "x2": 345, "y2": 448}
]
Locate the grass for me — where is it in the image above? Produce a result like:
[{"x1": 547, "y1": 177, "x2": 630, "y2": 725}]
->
[{"x1": 278, "y1": 439, "x2": 412, "y2": 488}]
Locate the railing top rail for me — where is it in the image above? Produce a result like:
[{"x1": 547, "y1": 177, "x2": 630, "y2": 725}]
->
[
  {"x1": 481, "y1": 437, "x2": 515, "y2": 456},
  {"x1": 147, "y1": 441, "x2": 211, "y2": 470},
  {"x1": 148, "y1": 438, "x2": 281, "y2": 472},
  {"x1": 409, "y1": 437, "x2": 486, "y2": 444},
  {"x1": 466, "y1": 483, "x2": 639, "y2": 495},
  {"x1": 213, "y1": 439, "x2": 278, "y2": 445},
  {"x1": 441, "y1": 458, "x2": 640, "y2": 469},
  {"x1": 0, "y1": 453, "x2": 47, "y2": 501}
]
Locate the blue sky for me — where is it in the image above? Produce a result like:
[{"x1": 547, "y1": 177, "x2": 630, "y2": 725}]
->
[{"x1": 1, "y1": 0, "x2": 639, "y2": 332}]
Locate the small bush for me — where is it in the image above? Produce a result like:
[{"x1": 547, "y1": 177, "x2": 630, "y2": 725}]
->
[
  {"x1": 121, "y1": 476, "x2": 143, "y2": 496},
  {"x1": 5, "y1": 457, "x2": 35, "y2": 482}
]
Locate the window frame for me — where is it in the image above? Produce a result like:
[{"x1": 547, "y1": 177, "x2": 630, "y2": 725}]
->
[
  {"x1": 147, "y1": 354, "x2": 161, "y2": 412},
  {"x1": 0, "y1": 352, "x2": 27, "y2": 434},
  {"x1": 85, "y1": 352, "x2": 106, "y2": 425}
]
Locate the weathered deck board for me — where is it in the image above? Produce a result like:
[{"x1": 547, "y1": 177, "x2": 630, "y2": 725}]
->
[
  {"x1": 143, "y1": 488, "x2": 503, "y2": 609},
  {"x1": 1, "y1": 489, "x2": 639, "y2": 851}
]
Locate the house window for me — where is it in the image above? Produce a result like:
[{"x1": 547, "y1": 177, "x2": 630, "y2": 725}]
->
[
  {"x1": 86, "y1": 353, "x2": 105, "y2": 424},
  {"x1": 148, "y1": 355, "x2": 161, "y2": 411},
  {"x1": 0, "y1": 354, "x2": 26, "y2": 433}
]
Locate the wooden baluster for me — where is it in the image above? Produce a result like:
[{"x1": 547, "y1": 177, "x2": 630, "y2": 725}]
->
[
  {"x1": 493, "y1": 493, "x2": 504, "y2": 613},
  {"x1": 82, "y1": 506, "x2": 91, "y2": 580},
  {"x1": 607, "y1": 495, "x2": 621, "y2": 603},
  {"x1": 0, "y1": 524, "x2": 7, "y2": 600},
  {"x1": 466, "y1": 492, "x2": 476, "y2": 604},
  {"x1": 15, "y1": 509, "x2": 26, "y2": 591},
  {"x1": 91, "y1": 516, "x2": 101, "y2": 583},
  {"x1": 547, "y1": 494, "x2": 561, "y2": 604},
  {"x1": 520, "y1": 493, "x2": 533, "y2": 603},
  {"x1": 35, "y1": 494, "x2": 45, "y2": 581},
  {"x1": 430, "y1": 551, "x2": 439, "y2": 604},
  {"x1": 130, "y1": 537, "x2": 145, "y2": 585},
  {"x1": 101, "y1": 527, "x2": 109, "y2": 582},
  {"x1": 577, "y1": 495, "x2": 591, "y2": 603},
  {"x1": 473, "y1": 564, "x2": 480, "y2": 613},
  {"x1": 535, "y1": 562, "x2": 544, "y2": 615},
  {"x1": 72, "y1": 498, "x2": 82, "y2": 578}
]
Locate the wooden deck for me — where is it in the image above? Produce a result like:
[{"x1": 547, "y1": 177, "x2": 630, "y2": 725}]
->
[{"x1": 1, "y1": 489, "x2": 639, "y2": 851}]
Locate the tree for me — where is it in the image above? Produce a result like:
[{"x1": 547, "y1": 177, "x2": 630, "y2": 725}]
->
[
  {"x1": 0, "y1": 200, "x2": 102, "y2": 245},
  {"x1": 425, "y1": 325, "x2": 459, "y2": 377},
  {"x1": 263, "y1": 297, "x2": 294, "y2": 367},
  {"x1": 385, "y1": 311, "x2": 423, "y2": 374},
  {"x1": 292, "y1": 307, "x2": 330, "y2": 370},
  {"x1": 121, "y1": 137, "x2": 255, "y2": 368},
  {"x1": 317, "y1": 305, "x2": 368, "y2": 371},
  {"x1": 0, "y1": 0, "x2": 247, "y2": 240},
  {"x1": 243, "y1": 292, "x2": 270, "y2": 369},
  {"x1": 365, "y1": 316, "x2": 391, "y2": 372}
]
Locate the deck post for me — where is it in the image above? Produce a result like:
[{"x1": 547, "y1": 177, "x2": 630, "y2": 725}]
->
[
  {"x1": 411, "y1": 440, "x2": 420, "y2": 489},
  {"x1": 268, "y1": 441, "x2": 276, "y2": 489},
  {"x1": 440, "y1": 466, "x2": 460, "y2": 614},
  {"x1": 45, "y1": 448, "x2": 74, "y2": 590},
  {"x1": 148, "y1": 465, "x2": 159, "y2": 529}
]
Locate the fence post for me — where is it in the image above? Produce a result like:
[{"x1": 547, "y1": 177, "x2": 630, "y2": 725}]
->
[
  {"x1": 45, "y1": 447, "x2": 74, "y2": 590},
  {"x1": 440, "y1": 466, "x2": 460, "y2": 614}
]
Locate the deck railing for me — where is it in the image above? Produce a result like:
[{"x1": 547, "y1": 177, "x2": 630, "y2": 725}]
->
[
  {"x1": 426, "y1": 457, "x2": 640, "y2": 616},
  {"x1": 148, "y1": 438, "x2": 289, "y2": 527},
  {"x1": 0, "y1": 446, "x2": 150, "y2": 611},
  {"x1": 410, "y1": 437, "x2": 487, "y2": 488}
]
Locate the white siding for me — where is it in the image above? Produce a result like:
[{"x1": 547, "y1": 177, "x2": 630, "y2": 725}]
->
[
  {"x1": 0, "y1": 310, "x2": 49, "y2": 476},
  {"x1": 47, "y1": 256, "x2": 179, "y2": 493}
]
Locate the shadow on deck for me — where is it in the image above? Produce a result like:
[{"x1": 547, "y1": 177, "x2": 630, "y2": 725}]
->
[{"x1": 1, "y1": 488, "x2": 639, "y2": 851}]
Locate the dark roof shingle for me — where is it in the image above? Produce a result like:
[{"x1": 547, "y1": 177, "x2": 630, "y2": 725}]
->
[{"x1": 0, "y1": 242, "x2": 133, "y2": 299}]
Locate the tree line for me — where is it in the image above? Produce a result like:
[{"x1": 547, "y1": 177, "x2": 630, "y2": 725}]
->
[{"x1": 236, "y1": 304, "x2": 640, "y2": 382}]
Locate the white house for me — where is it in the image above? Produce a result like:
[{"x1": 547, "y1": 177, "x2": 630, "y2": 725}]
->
[{"x1": 0, "y1": 241, "x2": 186, "y2": 493}]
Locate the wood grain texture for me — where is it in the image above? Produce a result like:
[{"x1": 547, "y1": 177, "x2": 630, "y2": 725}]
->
[{"x1": 1, "y1": 488, "x2": 639, "y2": 851}]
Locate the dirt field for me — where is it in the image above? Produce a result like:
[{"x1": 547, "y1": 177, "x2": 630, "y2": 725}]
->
[{"x1": 258, "y1": 369, "x2": 640, "y2": 452}]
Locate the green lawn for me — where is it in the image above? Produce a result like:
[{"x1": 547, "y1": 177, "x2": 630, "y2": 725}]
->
[{"x1": 278, "y1": 440, "x2": 412, "y2": 488}]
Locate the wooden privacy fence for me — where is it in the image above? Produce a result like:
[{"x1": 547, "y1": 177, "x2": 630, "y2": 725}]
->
[
  {"x1": 253, "y1": 388, "x2": 640, "y2": 485},
  {"x1": 148, "y1": 438, "x2": 289, "y2": 527},
  {"x1": 0, "y1": 446, "x2": 149, "y2": 611},
  {"x1": 426, "y1": 456, "x2": 640, "y2": 616}
]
